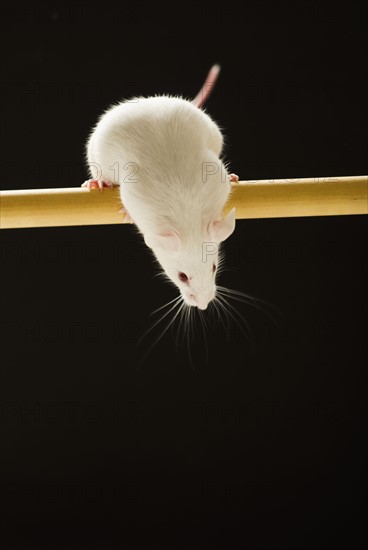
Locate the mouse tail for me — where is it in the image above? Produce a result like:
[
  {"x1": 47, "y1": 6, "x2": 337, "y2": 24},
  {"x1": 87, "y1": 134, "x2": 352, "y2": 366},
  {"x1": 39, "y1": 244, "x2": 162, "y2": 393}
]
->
[{"x1": 192, "y1": 64, "x2": 221, "y2": 108}]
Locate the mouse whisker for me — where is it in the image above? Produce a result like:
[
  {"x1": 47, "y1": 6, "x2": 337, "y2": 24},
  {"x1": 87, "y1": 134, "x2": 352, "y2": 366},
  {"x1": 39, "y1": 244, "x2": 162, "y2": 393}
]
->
[
  {"x1": 138, "y1": 295, "x2": 183, "y2": 345},
  {"x1": 150, "y1": 294, "x2": 183, "y2": 316},
  {"x1": 211, "y1": 297, "x2": 231, "y2": 340},
  {"x1": 185, "y1": 305, "x2": 196, "y2": 370},
  {"x1": 198, "y1": 309, "x2": 209, "y2": 364},
  {"x1": 138, "y1": 298, "x2": 185, "y2": 366},
  {"x1": 172, "y1": 301, "x2": 184, "y2": 346},
  {"x1": 215, "y1": 293, "x2": 253, "y2": 342},
  {"x1": 149, "y1": 300, "x2": 186, "y2": 351},
  {"x1": 216, "y1": 286, "x2": 283, "y2": 326}
]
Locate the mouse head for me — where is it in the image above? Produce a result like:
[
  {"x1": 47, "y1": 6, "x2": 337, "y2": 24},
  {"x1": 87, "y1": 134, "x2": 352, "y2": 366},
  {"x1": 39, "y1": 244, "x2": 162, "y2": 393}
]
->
[{"x1": 144, "y1": 208, "x2": 236, "y2": 310}]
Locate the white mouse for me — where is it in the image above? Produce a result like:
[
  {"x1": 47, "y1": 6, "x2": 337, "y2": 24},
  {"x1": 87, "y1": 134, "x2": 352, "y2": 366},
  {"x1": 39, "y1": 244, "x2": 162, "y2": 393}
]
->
[{"x1": 83, "y1": 65, "x2": 238, "y2": 310}]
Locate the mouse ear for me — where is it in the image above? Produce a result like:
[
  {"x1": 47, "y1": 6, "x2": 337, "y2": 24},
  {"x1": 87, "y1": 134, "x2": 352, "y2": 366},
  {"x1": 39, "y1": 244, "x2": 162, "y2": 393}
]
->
[
  {"x1": 144, "y1": 231, "x2": 182, "y2": 252},
  {"x1": 209, "y1": 207, "x2": 236, "y2": 242}
]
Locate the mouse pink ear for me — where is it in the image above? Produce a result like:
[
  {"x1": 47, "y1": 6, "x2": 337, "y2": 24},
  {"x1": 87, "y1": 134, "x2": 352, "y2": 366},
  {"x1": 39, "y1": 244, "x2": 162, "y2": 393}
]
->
[
  {"x1": 144, "y1": 231, "x2": 182, "y2": 252},
  {"x1": 209, "y1": 207, "x2": 236, "y2": 242}
]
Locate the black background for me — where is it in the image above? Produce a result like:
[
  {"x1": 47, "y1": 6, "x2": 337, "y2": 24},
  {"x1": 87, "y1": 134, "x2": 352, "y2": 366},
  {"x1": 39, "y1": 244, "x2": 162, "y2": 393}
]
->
[{"x1": 1, "y1": 1, "x2": 367, "y2": 548}]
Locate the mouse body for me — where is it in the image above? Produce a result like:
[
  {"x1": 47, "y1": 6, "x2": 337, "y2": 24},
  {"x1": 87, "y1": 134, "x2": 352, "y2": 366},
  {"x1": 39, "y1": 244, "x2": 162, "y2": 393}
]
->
[{"x1": 84, "y1": 67, "x2": 236, "y2": 310}]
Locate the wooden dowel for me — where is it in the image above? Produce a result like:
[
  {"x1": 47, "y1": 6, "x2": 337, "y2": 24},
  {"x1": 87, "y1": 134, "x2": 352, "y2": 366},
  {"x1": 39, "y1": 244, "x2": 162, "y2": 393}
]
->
[{"x1": 0, "y1": 176, "x2": 367, "y2": 229}]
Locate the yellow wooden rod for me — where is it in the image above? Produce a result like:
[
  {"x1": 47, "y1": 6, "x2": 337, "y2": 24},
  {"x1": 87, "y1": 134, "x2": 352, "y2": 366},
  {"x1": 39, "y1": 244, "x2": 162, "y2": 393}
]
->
[{"x1": 0, "y1": 176, "x2": 367, "y2": 229}]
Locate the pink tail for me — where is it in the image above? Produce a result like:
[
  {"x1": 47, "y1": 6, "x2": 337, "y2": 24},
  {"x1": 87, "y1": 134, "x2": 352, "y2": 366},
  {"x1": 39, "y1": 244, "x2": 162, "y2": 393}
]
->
[{"x1": 192, "y1": 64, "x2": 221, "y2": 108}]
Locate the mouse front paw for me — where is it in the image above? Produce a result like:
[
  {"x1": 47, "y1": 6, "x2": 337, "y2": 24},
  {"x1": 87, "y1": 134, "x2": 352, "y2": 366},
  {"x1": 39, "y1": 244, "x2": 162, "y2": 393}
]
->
[
  {"x1": 81, "y1": 179, "x2": 118, "y2": 191},
  {"x1": 228, "y1": 173, "x2": 239, "y2": 183},
  {"x1": 119, "y1": 207, "x2": 134, "y2": 224}
]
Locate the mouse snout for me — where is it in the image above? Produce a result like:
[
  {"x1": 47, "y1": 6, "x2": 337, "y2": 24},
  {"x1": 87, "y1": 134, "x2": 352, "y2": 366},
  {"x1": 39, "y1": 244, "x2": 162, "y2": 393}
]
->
[
  {"x1": 184, "y1": 293, "x2": 198, "y2": 307},
  {"x1": 186, "y1": 289, "x2": 215, "y2": 310},
  {"x1": 197, "y1": 295, "x2": 213, "y2": 310}
]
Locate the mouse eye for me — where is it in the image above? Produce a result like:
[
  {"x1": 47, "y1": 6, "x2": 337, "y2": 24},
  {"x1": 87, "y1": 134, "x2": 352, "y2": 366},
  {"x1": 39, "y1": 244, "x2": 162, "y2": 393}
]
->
[
  {"x1": 213, "y1": 263, "x2": 217, "y2": 273},
  {"x1": 178, "y1": 272, "x2": 189, "y2": 283}
]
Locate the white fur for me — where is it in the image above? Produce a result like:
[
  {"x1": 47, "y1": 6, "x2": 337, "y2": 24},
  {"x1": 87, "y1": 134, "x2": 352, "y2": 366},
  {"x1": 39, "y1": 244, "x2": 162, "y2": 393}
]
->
[{"x1": 86, "y1": 95, "x2": 235, "y2": 310}]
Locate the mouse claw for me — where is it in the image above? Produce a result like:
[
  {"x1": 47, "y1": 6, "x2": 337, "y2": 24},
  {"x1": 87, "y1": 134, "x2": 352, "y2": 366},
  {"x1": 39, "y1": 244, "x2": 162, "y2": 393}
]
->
[
  {"x1": 119, "y1": 207, "x2": 133, "y2": 224},
  {"x1": 81, "y1": 179, "x2": 117, "y2": 191},
  {"x1": 228, "y1": 173, "x2": 239, "y2": 183}
]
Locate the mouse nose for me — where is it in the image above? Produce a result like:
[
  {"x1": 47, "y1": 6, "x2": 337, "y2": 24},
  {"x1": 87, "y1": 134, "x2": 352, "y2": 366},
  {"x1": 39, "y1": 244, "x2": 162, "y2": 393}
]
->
[
  {"x1": 187, "y1": 293, "x2": 198, "y2": 307},
  {"x1": 187, "y1": 294, "x2": 208, "y2": 309},
  {"x1": 197, "y1": 294, "x2": 214, "y2": 310},
  {"x1": 185, "y1": 290, "x2": 214, "y2": 310}
]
